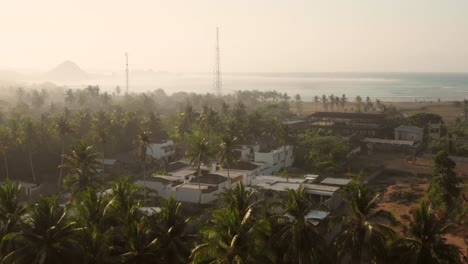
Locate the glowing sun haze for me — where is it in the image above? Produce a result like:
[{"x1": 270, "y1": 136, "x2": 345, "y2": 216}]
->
[{"x1": 1, "y1": 0, "x2": 467, "y2": 72}]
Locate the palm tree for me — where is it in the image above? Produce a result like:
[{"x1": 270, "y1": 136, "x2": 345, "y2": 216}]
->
[
  {"x1": 321, "y1": 95, "x2": 328, "y2": 112},
  {"x1": 108, "y1": 177, "x2": 142, "y2": 226},
  {"x1": 314, "y1": 95, "x2": 319, "y2": 112},
  {"x1": 341, "y1": 94, "x2": 347, "y2": 111},
  {"x1": 61, "y1": 142, "x2": 101, "y2": 196},
  {"x1": 73, "y1": 187, "x2": 114, "y2": 263},
  {"x1": 272, "y1": 185, "x2": 327, "y2": 264},
  {"x1": 91, "y1": 111, "x2": 111, "y2": 171},
  {"x1": 136, "y1": 130, "x2": 152, "y2": 201},
  {"x1": 191, "y1": 205, "x2": 272, "y2": 263},
  {"x1": 3, "y1": 196, "x2": 82, "y2": 264},
  {"x1": 329, "y1": 94, "x2": 335, "y2": 111},
  {"x1": 18, "y1": 117, "x2": 37, "y2": 183},
  {"x1": 295, "y1": 94, "x2": 303, "y2": 116},
  {"x1": 355, "y1": 95, "x2": 362, "y2": 112},
  {"x1": 390, "y1": 201, "x2": 463, "y2": 264},
  {"x1": 332, "y1": 185, "x2": 396, "y2": 264},
  {"x1": 219, "y1": 182, "x2": 257, "y2": 216},
  {"x1": 56, "y1": 115, "x2": 73, "y2": 192},
  {"x1": 0, "y1": 180, "x2": 26, "y2": 255},
  {"x1": 185, "y1": 133, "x2": 214, "y2": 205},
  {"x1": 120, "y1": 220, "x2": 160, "y2": 264},
  {"x1": 153, "y1": 196, "x2": 192, "y2": 263},
  {"x1": 0, "y1": 128, "x2": 12, "y2": 179},
  {"x1": 176, "y1": 103, "x2": 197, "y2": 139},
  {"x1": 200, "y1": 105, "x2": 221, "y2": 136},
  {"x1": 218, "y1": 135, "x2": 238, "y2": 184}
]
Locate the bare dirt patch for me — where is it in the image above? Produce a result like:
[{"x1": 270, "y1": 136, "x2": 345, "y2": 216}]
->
[{"x1": 368, "y1": 169, "x2": 429, "y2": 226}]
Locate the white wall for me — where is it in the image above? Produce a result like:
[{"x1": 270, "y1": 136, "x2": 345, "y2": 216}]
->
[
  {"x1": 134, "y1": 180, "x2": 172, "y2": 198},
  {"x1": 255, "y1": 146, "x2": 294, "y2": 175},
  {"x1": 174, "y1": 184, "x2": 220, "y2": 204},
  {"x1": 147, "y1": 141, "x2": 175, "y2": 160}
]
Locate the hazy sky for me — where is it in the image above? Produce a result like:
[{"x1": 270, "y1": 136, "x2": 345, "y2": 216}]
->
[{"x1": 1, "y1": 0, "x2": 468, "y2": 72}]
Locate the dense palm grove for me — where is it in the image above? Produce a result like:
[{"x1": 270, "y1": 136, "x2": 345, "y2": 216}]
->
[{"x1": 0, "y1": 86, "x2": 465, "y2": 263}]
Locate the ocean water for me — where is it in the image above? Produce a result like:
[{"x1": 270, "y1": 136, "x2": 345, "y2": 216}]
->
[{"x1": 63, "y1": 72, "x2": 468, "y2": 102}]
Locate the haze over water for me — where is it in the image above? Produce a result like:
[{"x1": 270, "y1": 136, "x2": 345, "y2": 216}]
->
[{"x1": 47, "y1": 72, "x2": 468, "y2": 102}]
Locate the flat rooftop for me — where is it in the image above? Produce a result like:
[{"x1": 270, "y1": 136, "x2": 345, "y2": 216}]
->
[
  {"x1": 320, "y1": 177, "x2": 352, "y2": 186},
  {"x1": 191, "y1": 174, "x2": 228, "y2": 185},
  {"x1": 178, "y1": 184, "x2": 210, "y2": 190},
  {"x1": 252, "y1": 175, "x2": 305, "y2": 185}
]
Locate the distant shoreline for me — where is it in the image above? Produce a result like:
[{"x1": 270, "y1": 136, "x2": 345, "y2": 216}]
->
[{"x1": 295, "y1": 101, "x2": 465, "y2": 124}]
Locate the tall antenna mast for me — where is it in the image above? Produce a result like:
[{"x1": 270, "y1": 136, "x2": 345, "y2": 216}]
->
[
  {"x1": 214, "y1": 27, "x2": 222, "y2": 97},
  {"x1": 125, "y1": 52, "x2": 129, "y2": 94}
]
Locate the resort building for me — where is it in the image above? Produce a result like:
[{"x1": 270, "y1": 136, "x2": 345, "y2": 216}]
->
[{"x1": 305, "y1": 112, "x2": 386, "y2": 137}]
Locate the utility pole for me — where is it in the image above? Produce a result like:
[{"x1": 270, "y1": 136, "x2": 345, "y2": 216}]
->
[
  {"x1": 125, "y1": 52, "x2": 129, "y2": 94},
  {"x1": 214, "y1": 27, "x2": 222, "y2": 97}
]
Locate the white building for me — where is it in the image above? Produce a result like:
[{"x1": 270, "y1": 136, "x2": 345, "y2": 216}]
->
[
  {"x1": 134, "y1": 175, "x2": 184, "y2": 198},
  {"x1": 216, "y1": 160, "x2": 265, "y2": 186},
  {"x1": 251, "y1": 175, "x2": 305, "y2": 192},
  {"x1": 135, "y1": 173, "x2": 230, "y2": 204},
  {"x1": 394, "y1": 125, "x2": 424, "y2": 143},
  {"x1": 254, "y1": 146, "x2": 294, "y2": 175},
  {"x1": 235, "y1": 145, "x2": 260, "y2": 161},
  {"x1": 174, "y1": 174, "x2": 230, "y2": 204},
  {"x1": 147, "y1": 140, "x2": 175, "y2": 161}
]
